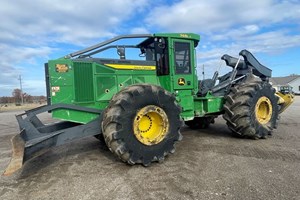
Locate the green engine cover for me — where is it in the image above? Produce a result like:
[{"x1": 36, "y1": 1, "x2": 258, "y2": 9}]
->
[{"x1": 48, "y1": 59, "x2": 160, "y2": 123}]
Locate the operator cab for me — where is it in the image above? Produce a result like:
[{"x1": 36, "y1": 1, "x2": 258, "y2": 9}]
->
[{"x1": 138, "y1": 34, "x2": 199, "y2": 93}]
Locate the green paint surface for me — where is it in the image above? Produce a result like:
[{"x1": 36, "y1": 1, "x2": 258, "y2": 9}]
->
[{"x1": 48, "y1": 33, "x2": 224, "y2": 124}]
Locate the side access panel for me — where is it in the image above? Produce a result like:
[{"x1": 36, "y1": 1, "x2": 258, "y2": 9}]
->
[{"x1": 193, "y1": 94, "x2": 224, "y2": 117}]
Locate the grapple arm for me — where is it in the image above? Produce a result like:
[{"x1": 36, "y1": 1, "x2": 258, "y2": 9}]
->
[{"x1": 221, "y1": 50, "x2": 272, "y2": 80}]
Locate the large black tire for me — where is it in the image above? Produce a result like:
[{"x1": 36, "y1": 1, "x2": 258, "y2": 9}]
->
[
  {"x1": 223, "y1": 78, "x2": 279, "y2": 139},
  {"x1": 102, "y1": 84, "x2": 182, "y2": 166},
  {"x1": 185, "y1": 117, "x2": 215, "y2": 129}
]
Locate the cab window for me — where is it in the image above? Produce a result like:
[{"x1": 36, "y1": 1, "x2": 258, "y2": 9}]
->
[
  {"x1": 155, "y1": 39, "x2": 169, "y2": 75},
  {"x1": 174, "y1": 42, "x2": 191, "y2": 74}
]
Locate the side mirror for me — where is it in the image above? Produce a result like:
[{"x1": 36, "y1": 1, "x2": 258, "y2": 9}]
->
[{"x1": 139, "y1": 47, "x2": 146, "y2": 57}]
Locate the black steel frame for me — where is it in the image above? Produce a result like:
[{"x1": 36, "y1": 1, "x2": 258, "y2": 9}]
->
[
  {"x1": 65, "y1": 34, "x2": 153, "y2": 58},
  {"x1": 16, "y1": 104, "x2": 102, "y2": 163}
]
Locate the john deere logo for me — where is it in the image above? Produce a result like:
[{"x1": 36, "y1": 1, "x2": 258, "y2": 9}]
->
[
  {"x1": 178, "y1": 78, "x2": 185, "y2": 85},
  {"x1": 55, "y1": 64, "x2": 69, "y2": 73}
]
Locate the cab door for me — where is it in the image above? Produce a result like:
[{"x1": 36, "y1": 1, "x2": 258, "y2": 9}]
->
[
  {"x1": 170, "y1": 39, "x2": 195, "y2": 119},
  {"x1": 171, "y1": 39, "x2": 195, "y2": 90}
]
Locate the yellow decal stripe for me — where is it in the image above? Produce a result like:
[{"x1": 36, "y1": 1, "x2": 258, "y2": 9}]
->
[{"x1": 105, "y1": 64, "x2": 156, "y2": 70}]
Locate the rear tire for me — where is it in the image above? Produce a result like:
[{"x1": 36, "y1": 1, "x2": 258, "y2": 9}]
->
[
  {"x1": 102, "y1": 84, "x2": 182, "y2": 166},
  {"x1": 223, "y1": 78, "x2": 279, "y2": 139}
]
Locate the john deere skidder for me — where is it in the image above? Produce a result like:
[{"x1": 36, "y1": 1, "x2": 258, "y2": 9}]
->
[{"x1": 4, "y1": 33, "x2": 294, "y2": 175}]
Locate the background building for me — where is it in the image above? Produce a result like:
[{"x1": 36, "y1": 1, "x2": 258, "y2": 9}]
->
[{"x1": 270, "y1": 75, "x2": 300, "y2": 94}]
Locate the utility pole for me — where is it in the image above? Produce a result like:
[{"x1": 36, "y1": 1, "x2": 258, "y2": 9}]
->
[{"x1": 18, "y1": 75, "x2": 24, "y2": 105}]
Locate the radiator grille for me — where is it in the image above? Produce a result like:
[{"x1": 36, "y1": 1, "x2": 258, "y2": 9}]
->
[{"x1": 73, "y1": 62, "x2": 94, "y2": 102}]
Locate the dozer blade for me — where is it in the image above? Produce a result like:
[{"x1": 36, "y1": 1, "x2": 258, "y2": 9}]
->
[
  {"x1": 276, "y1": 92, "x2": 294, "y2": 114},
  {"x1": 3, "y1": 104, "x2": 102, "y2": 176},
  {"x1": 3, "y1": 133, "x2": 25, "y2": 176}
]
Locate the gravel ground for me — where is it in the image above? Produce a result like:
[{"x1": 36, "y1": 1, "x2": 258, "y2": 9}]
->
[
  {"x1": 0, "y1": 97, "x2": 299, "y2": 200},
  {"x1": 0, "y1": 103, "x2": 43, "y2": 112}
]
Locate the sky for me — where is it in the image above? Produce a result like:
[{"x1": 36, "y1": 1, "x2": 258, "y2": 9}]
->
[{"x1": 0, "y1": 0, "x2": 300, "y2": 96}]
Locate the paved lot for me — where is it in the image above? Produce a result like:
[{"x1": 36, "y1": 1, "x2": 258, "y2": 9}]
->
[{"x1": 0, "y1": 97, "x2": 300, "y2": 200}]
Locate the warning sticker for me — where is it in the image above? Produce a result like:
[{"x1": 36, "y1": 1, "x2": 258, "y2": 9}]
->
[{"x1": 51, "y1": 86, "x2": 60, "y2": 92}]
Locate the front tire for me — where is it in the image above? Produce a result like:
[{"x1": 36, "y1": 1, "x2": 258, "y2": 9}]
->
[
  {"x1": 223, "y1": 78, "x2": 279, "y2": 139},
  {"x1": 102, "y1": 84, "x2": 182, "y2": 166}
]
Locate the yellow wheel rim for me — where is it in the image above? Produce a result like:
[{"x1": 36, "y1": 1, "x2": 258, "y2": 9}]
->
[
  {"x1": 133, "y1": 105, "x2": 169, "y2": 146},
  {"x1": 255, "y1": 96, "x2": 273, "y2": 124}
]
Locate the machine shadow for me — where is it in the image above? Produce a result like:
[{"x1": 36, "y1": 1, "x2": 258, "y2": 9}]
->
[
  {"x1": 17, "y1": 137, "x2": 113, "y2": 178},
  {"x1": 182, "y1": 119, "x2": 240, "y2": 139}
]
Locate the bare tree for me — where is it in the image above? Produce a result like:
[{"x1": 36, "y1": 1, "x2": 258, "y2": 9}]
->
[
  {"x1": 23, "y1": 93, "x2": 33, "y2": 103},
  {"x1": 12, "y1": 88, "x2": 22, "y2": 104}
]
